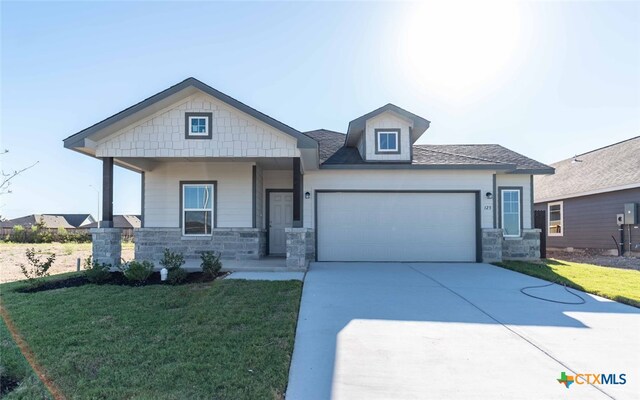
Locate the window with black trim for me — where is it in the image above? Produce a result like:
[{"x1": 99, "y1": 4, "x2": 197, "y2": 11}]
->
[
  {"x1": 182, "y1": 183, "x2": 214, "y2": 235},
  {"x1": 375, "y1": 129, "x2": 400, "y2": 153},
  {"x1": 185, "y1": 112, "x2": 212, "y2": 139}
]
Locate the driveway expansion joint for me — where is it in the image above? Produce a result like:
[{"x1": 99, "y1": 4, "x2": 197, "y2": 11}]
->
[{"x1": 405, "y1": 264, "x2": 615, "y2": 400}]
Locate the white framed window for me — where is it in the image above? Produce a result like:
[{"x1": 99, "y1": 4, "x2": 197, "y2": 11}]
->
[
  {"x1": 185, "y1": 113, "x2": 212, "y2": 139},
  {"x1": 189, "y1": 116, "x2": 208, "y2": 135},
  {"x1": 376, "y1": 129, "x2": 399, "y2": 153},
  {"x1": 182, "y1": 183, "x2": 214, "y2": 235},
  {"x1": 501, "y1": 188, "x2": 521, "y2": 237},
  {"x1": 548, "y1": 201, "x2": 563, "y2": 236}
]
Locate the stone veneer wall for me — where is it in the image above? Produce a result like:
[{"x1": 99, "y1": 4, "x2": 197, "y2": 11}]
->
[
  {"x1": 481, "y1": 229, "x2": 503, "y2": 263},
  {"x1": 502, "y1": 229, "x2": 541, "y2": 261},
  {"x1": 285, "y1": 228, "x2": 315, "y2": 269},
  {"x1": 91, "y1": 228, "x2": 122, "y2": 266},
  {"x1": 134, "y1": 228, "x2": 266, "y2": 262},
  {"x1": 482, "y1": 228, "x2": 541, "y2": 262}
]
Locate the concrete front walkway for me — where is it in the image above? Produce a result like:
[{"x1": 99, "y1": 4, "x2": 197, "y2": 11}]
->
[{"x1": 286, "y1": 263, "x2": 640, "y2": 400}]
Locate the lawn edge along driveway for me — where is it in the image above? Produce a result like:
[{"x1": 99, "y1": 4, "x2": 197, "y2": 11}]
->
[{"x1": 495, "y1": 259, "x2": 640, "y2": 307}]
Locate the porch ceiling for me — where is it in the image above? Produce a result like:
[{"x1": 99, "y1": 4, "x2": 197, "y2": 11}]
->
[{"x1": 116, "y1": 156, "x2": 296, "y2": 171}]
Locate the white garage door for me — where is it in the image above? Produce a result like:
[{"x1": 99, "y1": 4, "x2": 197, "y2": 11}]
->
[{"x1": 316, "y1": 192, "x2": 477, "y2": 262}]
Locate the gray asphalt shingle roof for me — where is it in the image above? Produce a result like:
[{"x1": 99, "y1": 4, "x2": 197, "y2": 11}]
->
[
  {"x1": 534, "y1": 136, "x2": 640, "y2": 202},
  {"x1": 0, "y1": 214, "x2": 94, "y2": 229},
  {"x1": 303, "y1": 129, "x2": 552, "y2": 172}
]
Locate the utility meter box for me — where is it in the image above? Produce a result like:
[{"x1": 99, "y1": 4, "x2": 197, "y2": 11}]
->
[
  {"x1": 624, "y1": 203, "x2": 637, "y2": 225},
  {"x1": 616, "y1": 214, "x2": 624, "y2": 225}
]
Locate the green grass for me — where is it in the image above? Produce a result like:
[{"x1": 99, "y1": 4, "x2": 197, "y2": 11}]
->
[
  {"x1": 0, "y1": 278, "x2": 302, "y2": 399},
  {"x1": 0, "y1": 318, "x2": 51, "y2": 399},
  {"x1": 495, "y1": 259, "x2": 640, "y2": 307}
]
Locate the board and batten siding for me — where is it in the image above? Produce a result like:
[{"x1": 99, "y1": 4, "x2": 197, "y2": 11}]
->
[
  {"x1": 303, "y1": 169, "x2": 495, "y2": 229},
  {"x1": 94, "y1": 92, "x2": 299, "y2": 159},
  {"x1": 535, "y1": 187, "x2": 640, "y2": 250},
  {"x1": 496, "y1": 173, "x2": 533, "y2": 230},
  {"x1": 144, "y1": 162, "x2": 253, "y2": 228}
]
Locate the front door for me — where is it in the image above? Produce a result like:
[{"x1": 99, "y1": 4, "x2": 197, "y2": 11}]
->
[{"x1": 269, "y1": 191, "x2": 293, "y2": 255}]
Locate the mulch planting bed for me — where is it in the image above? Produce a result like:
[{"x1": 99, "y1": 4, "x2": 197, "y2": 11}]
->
[
  {"x1": 548, "y1": 250, "x2": 640, "y2": 271},
  {"x1": 16, "y1": 271, "x2": 229, "y2": 293}
]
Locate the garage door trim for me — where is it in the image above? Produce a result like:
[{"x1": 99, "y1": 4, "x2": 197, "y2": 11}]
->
[{"x1": 314, "y1": 190, "x2": 482, "y2": 262}]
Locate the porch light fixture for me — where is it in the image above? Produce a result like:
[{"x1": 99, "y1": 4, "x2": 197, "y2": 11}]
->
[
  {"x1": 304, "y1": 192, "x2": 311, "y2": 199},
  {"x1": 485, "y1": 192, "x2": 493, "y2": 200}
]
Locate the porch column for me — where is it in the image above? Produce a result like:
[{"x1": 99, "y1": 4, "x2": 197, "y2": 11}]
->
[
  {"x1": 292, "y1": 157, "x2": 302, "y2": 227},
  {"x1": 92, "y1": 156, "x2": 121, "y2": 267},
  {"x1": 101, "y1": 157, "x2": 114, "y2": 228}
]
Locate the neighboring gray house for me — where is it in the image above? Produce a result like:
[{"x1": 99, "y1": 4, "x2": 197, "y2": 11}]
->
[
  {"x1": 534, "y1": 136, "x2": 640, "y2": 256},
  {"x1": 0, "y1": 214, "x2": 95, "y2": 229},
  {"x1": 63, "y1": 77, "x2": 553, "y2": 268}
]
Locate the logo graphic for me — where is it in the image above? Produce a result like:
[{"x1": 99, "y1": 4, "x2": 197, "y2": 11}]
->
[
  {"x1": 558, "y1": 372, "x2": 574, "y2": 388},
  {"x1": 557, "y1": 372, "x2": 627, "y2": 389}
]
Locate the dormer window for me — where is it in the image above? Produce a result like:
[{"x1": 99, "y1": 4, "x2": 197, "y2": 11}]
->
[
  {"x1": 185, "y1": 112, "x2": 212, "y2": 139},
  {"x1": 375, "y1": 129, "x2": 400, "y2": 153}
]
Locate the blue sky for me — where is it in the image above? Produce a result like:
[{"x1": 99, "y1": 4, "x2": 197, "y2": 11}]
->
[{"x1": 1, "y1": 1, "x2": 638, "y2": 219}]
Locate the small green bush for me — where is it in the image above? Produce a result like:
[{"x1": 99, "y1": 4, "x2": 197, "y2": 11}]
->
[
  {"x1": 84, "y1": 256, "x2": 111, "y2": 283},
  {"x1": 159, "y1": 248, "x2": 185, "y2": 270},
  {"x1": 167, "y1": 267, "x2": 188, "y2": 285},
  {"x1": 201, "y1": 251, "x2": 222, "y2": 278},
  {"x1": 121, "y1": 260, "x2": 154, "y2": 283},
  {"x1": 19, "y1": 248, "x2": 56, "y2": 287}
]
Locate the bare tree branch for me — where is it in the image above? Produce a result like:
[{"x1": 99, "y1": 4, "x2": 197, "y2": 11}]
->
[{"x1": 0, "y1": 160, "x2": 39, "y2": 195}]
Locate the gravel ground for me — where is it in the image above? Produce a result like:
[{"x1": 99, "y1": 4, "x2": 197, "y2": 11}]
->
[
  {"x1": 0, "y1": 242, "x2": 135, "y2": 283},
  {"x1": 548, "y1": 250, "x2": 640, "y2": 271}
]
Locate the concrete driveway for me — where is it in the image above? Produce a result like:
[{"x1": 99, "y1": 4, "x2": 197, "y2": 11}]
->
[{"x1": 286, "y1": 263, "x2": 640, "y2": 400}]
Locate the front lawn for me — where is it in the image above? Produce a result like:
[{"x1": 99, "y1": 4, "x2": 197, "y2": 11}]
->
[
  {"x1": 0, "y1": 277, "x2": 302, "y2": 399},
  {"x1": 495, "y1": 259, "x2": 640, "y2": 307},
  {"x1": 0, "y1": 317, "x2": 51, "y2": 399}
]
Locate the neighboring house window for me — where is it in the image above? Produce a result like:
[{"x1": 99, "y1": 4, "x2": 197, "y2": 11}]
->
[
  {"x1": 500, "y1": 188, "x2": 521, "y2": 237},
  {"x1": 548, "y1": 201, "x2": 563, "y2": 236},
  {"x1": 375, "y1": 129, "x2": 400, "y2": 153},
  {"x1": 182, "y1": 183, "x2": 215, "y2": 235},
  {"x1": 184, "y1": 112, "x2": 213, "y2": 139}
]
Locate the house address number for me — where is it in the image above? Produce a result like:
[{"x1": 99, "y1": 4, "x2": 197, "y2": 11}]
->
[{"x1": 484, "y1": 205, "x2": 492, "y2": 210}]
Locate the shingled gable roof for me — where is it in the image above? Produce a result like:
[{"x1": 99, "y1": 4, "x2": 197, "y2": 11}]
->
[
  {"x1": 304, "y1": 129, "x2": 553, "y2": 173},
  {"x1": 534, "y1": 136, "x2": 640, "y2": 202},
  {"x1": 63, "y1": 77, "x2": 317, "y2": 152},
  {"x1": 345, "y1": 104, "x2": 431, "y2": 147}
]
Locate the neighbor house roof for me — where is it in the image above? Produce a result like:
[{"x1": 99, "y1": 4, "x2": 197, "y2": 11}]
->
[
  {"x1": 0, "y1": 214, "x2": 94, "y2": 229},
  {"x1": 534, "y1": 136, "x2": 640, "y2": 203},
  {"x1": 304, "y1": 129, "x2": 553, "y2": 173},
  {"x1": 84, "y1": 215, "x2": 141, "y2": 229}
]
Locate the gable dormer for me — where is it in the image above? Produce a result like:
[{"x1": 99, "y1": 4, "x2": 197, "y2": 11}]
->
[{"x1": 345, "y1": 104, "x2": 430, "y2": 163}]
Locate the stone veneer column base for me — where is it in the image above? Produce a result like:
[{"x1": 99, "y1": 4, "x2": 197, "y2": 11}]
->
[
  {"x1": 481, "y1": 228, "x2": 503, "y2": 263},
  {"x1": 502, "y1": 229, "x2": 541, "y2": 261},
  {"x1": 285, "y1": 228, "x2": 315, "y2": 270},
  {"x1": 134, "y1": 228, "x2": 266, "y2": 262},
  {"x1": 91, "y1": 228, "x2": 122, "y2": 267}
]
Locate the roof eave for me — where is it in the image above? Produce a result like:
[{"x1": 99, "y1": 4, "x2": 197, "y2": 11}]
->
[
  {"x1": 63, "y1": 77, "x2": 317, "y2": 153},
  {"x1": 319, "y1": 163, "x2": 516, "y2": 170},
  {"x1": 507, "y1": 167, "x2": 556, "y2": 175}
]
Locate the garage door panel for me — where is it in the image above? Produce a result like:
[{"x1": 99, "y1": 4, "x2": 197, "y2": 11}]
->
[{"x1": 317, "y1": 192, "x2": 477, "y2": 262}]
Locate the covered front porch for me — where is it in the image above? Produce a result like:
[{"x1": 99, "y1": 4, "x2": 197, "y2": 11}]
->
[{"x1": 91, "y1": 156, "x2": 315, "y2": 271}]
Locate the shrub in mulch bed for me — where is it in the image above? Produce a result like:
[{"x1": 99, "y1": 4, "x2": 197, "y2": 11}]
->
[{"x1": 16, "y1": 271, "x2": 229, "y2": 293}]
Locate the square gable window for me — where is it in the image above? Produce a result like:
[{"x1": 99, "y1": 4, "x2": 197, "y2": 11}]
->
[
  {"x1": 185, "y1": 112, "x2": 212, "y2": 139},
  {"x1": 375, "y1": 129, "x2": 400, "y2": 153}
]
